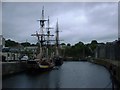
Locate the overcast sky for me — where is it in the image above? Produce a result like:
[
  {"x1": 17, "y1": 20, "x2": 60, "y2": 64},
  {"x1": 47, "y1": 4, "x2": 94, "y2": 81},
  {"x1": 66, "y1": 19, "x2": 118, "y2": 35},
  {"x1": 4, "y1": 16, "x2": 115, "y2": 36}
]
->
[{"x1": 2, "y1": 2, "x2": 118, "y2": 45}]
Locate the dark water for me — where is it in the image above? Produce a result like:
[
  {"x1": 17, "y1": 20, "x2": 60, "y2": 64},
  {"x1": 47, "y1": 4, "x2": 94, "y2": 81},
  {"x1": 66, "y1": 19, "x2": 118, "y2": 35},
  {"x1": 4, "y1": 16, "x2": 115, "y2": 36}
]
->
[{"x1": 2, "y1": 61, "x2": 112, "y2": 88}]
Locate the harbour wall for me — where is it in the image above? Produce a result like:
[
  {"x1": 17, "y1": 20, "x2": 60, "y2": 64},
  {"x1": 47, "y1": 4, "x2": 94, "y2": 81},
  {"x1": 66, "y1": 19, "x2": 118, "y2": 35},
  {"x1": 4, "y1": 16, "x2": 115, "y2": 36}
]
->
[
  {"x1": 2, "y1": 61, "x2": 27, "y2": 76},
  {"x1": 88, "y1": 58, "x2": 120, "y2": 88}
]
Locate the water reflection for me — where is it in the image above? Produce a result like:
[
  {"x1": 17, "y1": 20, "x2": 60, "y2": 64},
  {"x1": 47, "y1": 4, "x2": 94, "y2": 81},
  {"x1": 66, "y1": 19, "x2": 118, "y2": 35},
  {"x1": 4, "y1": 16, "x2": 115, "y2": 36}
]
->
[{"x1": 3, "y1": 61, "x2": 112, "y2": 88}]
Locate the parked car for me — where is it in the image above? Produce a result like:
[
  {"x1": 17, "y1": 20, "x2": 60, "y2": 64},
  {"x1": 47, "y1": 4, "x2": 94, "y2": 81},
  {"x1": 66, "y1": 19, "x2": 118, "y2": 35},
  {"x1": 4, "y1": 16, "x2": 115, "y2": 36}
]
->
[{"x1": 21, "y1": 55, "x2": 29, "y2": 61}]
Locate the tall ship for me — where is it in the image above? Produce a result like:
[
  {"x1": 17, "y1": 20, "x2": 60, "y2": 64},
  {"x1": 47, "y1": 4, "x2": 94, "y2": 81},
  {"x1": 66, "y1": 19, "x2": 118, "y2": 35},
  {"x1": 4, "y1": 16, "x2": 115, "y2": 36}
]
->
[
  {"x1": 53, "y1": 20, "x2": 63, "y2": 66},
  {"x1": 27, "y1": 7, "x2": 54, "y2": 71},
  {"x1": 27, "y1": 7, "x2": 63, "y2": 72}
]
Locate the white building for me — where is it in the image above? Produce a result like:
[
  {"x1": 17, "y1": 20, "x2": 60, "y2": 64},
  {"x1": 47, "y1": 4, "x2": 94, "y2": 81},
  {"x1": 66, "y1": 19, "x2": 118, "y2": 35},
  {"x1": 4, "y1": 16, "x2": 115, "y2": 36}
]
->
[
  {"x1": 2, "y1": 47, "x2": 21, "y2": 61},
  {"x1": 0, "y1": 35, "x2": 5, "y2": 48}
]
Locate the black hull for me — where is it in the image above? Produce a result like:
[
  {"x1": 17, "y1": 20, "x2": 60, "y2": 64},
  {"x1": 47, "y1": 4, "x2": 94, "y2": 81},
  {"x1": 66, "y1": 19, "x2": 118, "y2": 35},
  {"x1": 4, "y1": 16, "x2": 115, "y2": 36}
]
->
[
  {"x1": 27, "y1": 66, "x2": 53, "y2": 73},
  {"x1": 54, "y1": 57, "x2": 63, "y2": 66},
  {"x1": 26, "y1": 60, "x2": 54, "y2": 73},
  {"x1": 27, "y1": 65, "x2": 54, "y2": 74}
]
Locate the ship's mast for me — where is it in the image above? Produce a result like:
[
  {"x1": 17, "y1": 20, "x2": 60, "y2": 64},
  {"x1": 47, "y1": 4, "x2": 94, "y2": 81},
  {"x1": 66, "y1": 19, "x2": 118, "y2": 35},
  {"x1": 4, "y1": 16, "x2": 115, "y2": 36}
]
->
[
  {"x1": 56, "y1": 20, "x2": 59, "y2": 56},
  {"x1": 31, "y1": 6, "x2": 47, "y2": 60},
  {"x1": 46, "y1": 16, "x2": 50, "y2": 60},
  {"x1": 38, "y1": 6, "x2": 47, "y2": 57},
  {"x1": 46, "y1": 16, "x2": 54, "y2": 60},
  {"x1": 39, "y1": 6, "x2": 46, "y2": 46}
]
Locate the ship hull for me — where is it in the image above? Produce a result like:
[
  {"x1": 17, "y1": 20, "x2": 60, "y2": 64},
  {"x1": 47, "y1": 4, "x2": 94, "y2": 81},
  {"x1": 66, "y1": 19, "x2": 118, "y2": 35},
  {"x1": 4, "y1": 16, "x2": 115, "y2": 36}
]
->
[
  {"x1": 54, "y1": 57, "x2": 63, "y2": 66},
  {"x1": 26, "y1": 60, "x2": 54, "y2": 73}
]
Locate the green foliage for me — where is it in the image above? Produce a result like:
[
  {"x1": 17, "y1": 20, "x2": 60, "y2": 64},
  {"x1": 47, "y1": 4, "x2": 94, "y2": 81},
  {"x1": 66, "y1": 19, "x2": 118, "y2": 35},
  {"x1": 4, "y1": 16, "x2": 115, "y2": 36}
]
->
[
  {"x1": 61, "y1": 43, "x2": 66, "y2": 46},
  {"x1": 5, "y1": 39, "x2": 98, "y2": 58},
  {"x1": 5, "y1": 39, "x2": 35, "y2": 47},
  {"x1": 67, "y1": 43, "x2": 71, "y2": 46},
  {"x1": 21, "y1": 42, "x2": 31, "y2": 47},
  {"x1": 31, "y1": 44, "x2": 36, "y2": 46},
  {"x1": 64, "y1": 40, "x2": 98, "y2": 58},
  {"x1": 90, "y1": 40, "x2": 98, "y2": 52},
  {"x1": 91, "y1": 40, "x2": 98, "y2": 44},
  {"x1": 5, "y1": 39, "x2": 19, "y2": 47}
]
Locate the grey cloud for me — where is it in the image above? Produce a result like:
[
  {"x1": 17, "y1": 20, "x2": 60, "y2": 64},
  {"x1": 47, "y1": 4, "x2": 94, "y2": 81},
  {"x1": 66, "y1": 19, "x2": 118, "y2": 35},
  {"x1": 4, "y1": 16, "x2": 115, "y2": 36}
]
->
[{"x1": 2, "y1": 2, "x2": 118, "y2": 45}]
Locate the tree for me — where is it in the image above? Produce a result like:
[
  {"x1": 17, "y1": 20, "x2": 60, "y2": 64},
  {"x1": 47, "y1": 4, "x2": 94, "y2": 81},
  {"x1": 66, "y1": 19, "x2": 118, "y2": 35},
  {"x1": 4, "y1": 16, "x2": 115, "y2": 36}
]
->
[
  {"x1": 64, "y1": 40, "x2": 99, "y2": 58},
  {"x1": 88, "y1": 40, "x2": 98, "y2": 57},
  {"x1": 67, "y1": 43, "x2": 71, "y2": 47},
  {"x1": 21, "y1": 42, "x2": 31, "y2": 47},
  {"x1": 61, "y1": 43, "x2": 66, "y2": 46},
  {"x1": 5, "y1": 39, "x2": 19, "y2": 47},
  {"x1": 90, "y1": 40, "x2": 98, "y2": 51},
  {"x1": 75, "y1": 41, "x2": 84, "y2": 46},
  {"x1": 91, "y1": 40, "x2": 98, "y2": 44},
  {"x1": 31, "y1": 44, "x2": 36, "y2": 46}
]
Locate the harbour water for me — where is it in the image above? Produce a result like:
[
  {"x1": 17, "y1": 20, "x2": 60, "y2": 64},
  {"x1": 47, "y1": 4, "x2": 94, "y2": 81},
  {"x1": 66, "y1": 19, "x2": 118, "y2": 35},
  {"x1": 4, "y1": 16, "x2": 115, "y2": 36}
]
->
[{"x1": 2, "y1": 61, "x2": 112, "y2": 88}]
